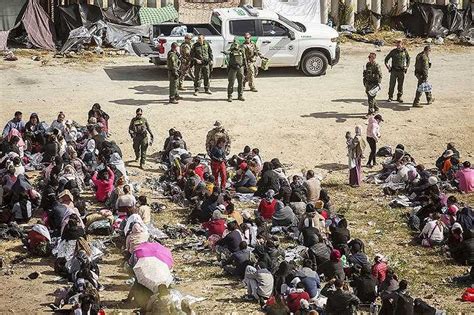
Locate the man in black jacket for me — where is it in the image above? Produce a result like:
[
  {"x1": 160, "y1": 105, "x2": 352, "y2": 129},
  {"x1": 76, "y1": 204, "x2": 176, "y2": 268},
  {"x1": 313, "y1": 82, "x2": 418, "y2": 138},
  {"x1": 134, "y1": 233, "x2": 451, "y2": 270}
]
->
[{"x1": 325, "y1": 279, "x2": 360, "y2": 315}]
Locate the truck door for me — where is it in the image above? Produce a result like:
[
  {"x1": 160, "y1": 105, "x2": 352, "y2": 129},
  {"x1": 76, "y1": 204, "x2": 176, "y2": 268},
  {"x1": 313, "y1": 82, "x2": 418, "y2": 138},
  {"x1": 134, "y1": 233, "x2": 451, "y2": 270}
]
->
[
  {"x1": 227, "y1": 19, "x2": 258, "y2": 50},
  {"x1": 256, "y1": 19, "x2": 298, "y2": 66}
]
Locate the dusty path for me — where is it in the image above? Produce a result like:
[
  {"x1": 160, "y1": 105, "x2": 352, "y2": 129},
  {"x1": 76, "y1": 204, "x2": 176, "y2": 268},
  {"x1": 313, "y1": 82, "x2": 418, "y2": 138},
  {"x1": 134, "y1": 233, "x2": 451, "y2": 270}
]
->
[{"x1": 0, "y1": 42, "x2": 473, "y2": 313}]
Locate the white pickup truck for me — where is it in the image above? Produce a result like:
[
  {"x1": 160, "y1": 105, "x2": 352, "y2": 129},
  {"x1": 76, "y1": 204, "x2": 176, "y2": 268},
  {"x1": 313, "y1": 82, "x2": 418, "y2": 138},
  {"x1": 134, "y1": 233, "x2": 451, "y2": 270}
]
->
[{"x1": 134, "y1": 5, "x2": 340, "y2": 76}]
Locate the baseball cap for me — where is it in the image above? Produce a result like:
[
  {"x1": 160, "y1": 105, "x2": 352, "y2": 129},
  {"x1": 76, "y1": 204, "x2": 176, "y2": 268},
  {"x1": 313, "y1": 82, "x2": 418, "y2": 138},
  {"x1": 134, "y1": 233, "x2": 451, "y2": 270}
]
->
[{"x1": 374, "y1": 114, "x2": 384, "y2": 122}]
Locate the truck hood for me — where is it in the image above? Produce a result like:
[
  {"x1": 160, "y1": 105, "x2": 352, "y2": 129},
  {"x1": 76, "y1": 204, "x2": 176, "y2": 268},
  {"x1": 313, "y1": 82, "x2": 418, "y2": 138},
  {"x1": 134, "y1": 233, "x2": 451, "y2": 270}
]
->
[{"x1": 298, "y1": 22, "x2": 339, "y2": 39}]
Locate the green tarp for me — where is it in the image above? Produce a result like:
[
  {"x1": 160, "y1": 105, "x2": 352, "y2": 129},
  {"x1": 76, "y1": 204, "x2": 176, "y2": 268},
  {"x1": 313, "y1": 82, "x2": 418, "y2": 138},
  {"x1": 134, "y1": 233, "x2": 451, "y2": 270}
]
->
[{"x1": 138, "y1": 4, "x2": 178, "y2": 25}]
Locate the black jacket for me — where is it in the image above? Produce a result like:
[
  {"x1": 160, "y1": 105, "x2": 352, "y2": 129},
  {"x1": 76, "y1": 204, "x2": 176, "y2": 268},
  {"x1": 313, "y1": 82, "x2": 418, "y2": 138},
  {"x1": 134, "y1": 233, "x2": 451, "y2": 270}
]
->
[{"x1": 325, "y1": 289, "x2": 360, "y2": 315}]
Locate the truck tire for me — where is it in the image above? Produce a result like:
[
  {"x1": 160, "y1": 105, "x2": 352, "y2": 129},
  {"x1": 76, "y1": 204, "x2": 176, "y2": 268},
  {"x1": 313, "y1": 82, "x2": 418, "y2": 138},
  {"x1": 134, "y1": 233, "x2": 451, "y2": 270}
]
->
[{"x1": 301, "y1": 51, "x2": 328, "y2": 76}]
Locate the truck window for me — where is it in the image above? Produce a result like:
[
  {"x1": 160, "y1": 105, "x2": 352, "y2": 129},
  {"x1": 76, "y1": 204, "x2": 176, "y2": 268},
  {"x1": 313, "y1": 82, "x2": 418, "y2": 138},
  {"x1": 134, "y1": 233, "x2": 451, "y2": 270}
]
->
[
  {"x1": 211, "y1": 13, "x2": 222, "y2": 34},
  {"x1": 261, "y1": 20, "x2": 288, "y2": 36},
  {"x1": 229, "y1": 20, "x2": 257, "y2": 36},
  {"x1": 277, "y1": 14, "x2": 304, "y2": 32}
]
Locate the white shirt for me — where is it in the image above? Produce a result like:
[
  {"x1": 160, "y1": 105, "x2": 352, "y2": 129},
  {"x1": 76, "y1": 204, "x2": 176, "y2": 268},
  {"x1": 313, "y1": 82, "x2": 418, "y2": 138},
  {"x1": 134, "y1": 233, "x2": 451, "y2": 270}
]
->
[{"x1": 422, "y1": 220, "x2": 445, "y2": 242}]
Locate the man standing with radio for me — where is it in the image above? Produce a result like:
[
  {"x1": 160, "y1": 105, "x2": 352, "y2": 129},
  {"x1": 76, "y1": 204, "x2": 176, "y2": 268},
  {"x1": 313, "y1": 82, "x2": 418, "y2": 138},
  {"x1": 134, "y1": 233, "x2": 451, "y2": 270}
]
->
[
  {"x1": 225, "y1": 38, "x2": 246, "y2": 102},
  {"x1": 363, "y1": 52, "x2": 382, "y2": 115},
  {"x1": 128, "y1": 108, "x2": 154, "y2": 169},
  {"x1": 191, "y1": 34, "x2": 213, "y2": 96}
]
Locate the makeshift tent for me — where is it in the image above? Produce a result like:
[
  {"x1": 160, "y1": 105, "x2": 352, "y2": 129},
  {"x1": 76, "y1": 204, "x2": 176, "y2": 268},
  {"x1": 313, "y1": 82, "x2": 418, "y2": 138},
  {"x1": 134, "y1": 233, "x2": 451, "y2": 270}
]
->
[
  {"x1": 102, "y1": 0, "x2": 141, "y2": 26},
  {"x1": 393, "y1": 2, "x2": 473, "y2": 38},
  {"x1": 55, "y1": 3, "x2": 103, "y2": 41},
  {"x1": 0, "y1": 0, "x2": 55, "y2": 51},
  {"x1": 263, "y1": 0, "x2": 321, "y2": 24},
  {"x1": 0, "y1": 0, "x2": 27, "y2": 31},
  {"x1": 138, "y1": 5, "x2": 178, "y2": 25}
]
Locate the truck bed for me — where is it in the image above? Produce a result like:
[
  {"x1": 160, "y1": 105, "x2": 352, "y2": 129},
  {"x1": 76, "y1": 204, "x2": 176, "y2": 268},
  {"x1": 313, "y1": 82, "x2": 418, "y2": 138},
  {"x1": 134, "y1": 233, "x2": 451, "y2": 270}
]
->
[{"x1": 152, "y1": 24, "x2": 221, "y2": 38}]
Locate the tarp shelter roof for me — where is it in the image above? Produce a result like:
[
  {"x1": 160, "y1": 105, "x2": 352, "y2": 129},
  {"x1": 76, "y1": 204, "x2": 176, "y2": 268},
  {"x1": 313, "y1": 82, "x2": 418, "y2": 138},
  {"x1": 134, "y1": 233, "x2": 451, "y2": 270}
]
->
[
  {"x1": 0, "y1": 0, "x2": 27, "y2": 31},
  {"x1": 394, "y1": 2, "x2": 473, "y2": 38},
  {"x1": 138, "y1": 5, "x2": 178, "y2": 25},
  {"x1": 0, "y1": 0, "x2": 55, "y2": 51}
]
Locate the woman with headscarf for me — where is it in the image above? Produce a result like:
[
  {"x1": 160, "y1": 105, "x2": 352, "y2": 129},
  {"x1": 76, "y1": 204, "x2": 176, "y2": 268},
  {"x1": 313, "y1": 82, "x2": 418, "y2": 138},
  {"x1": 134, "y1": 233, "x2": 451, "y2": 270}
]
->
[
  {"x1": 125, "y1": 223, "x2": 150, "y2": 254},
  {"x1": 24, "y1": 113, "x2": 46, "y2": 150},
  {"x1": 272, "y1": 204, "x2": 298, "y2": 228},
  {"x1": 257, "y1": 189, "x2": 281, "y2": 220},
  {"x1": 346, "y1": 126, "x2": 366, "y2": 187},
  {"x1": 321, "y1": 249, "x2": 346, "y2": 281},
  {"x1": 202, "y1": 209, "x2": 227, "y2": 237}
]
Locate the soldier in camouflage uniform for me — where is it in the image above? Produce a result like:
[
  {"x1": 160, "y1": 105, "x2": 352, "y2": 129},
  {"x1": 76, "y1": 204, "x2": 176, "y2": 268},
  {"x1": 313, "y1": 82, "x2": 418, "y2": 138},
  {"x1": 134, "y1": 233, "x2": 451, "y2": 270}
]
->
[
  {"x1": 225, "y1": 38, "x2": 246, "y2": 102},
  {"x1": 205, "y1": 121, "x2": 231, "y2": 157},
  {"x1": 128, "y1": 108, "x2": 154, "y2": 169},
  {"x1": 167, "y1": 42, "x2": 182, "y2": 104},
  {"x1": 178, "y1": 33, "x2": 193, "y2": 91},
  {"x1": 384, "y1": 39, "x2": 410, "y2": 103},
  {"x1": 363, "y1": 52, "x2": 382, "y2": 115},
  {"x1": 242, "y1": 32, "x2": 266, "y2": 92},
  {"x1": 191, "y1": 34, "x2": 213, "y2": 96},
  {"x1": 413, "y1": 46, "x2": 434, "y2": 107}
]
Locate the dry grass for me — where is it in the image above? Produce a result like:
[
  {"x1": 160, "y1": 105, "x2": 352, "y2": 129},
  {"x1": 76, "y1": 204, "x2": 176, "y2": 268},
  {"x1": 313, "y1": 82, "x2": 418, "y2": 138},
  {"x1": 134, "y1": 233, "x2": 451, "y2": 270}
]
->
[{"x1": 326, "y1": 171, "x2": 474, "y2": 313}]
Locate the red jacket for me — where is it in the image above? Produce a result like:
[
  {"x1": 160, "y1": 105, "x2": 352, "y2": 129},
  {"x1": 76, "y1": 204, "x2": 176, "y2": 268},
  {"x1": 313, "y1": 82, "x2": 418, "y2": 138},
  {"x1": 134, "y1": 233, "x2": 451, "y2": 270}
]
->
[
  {"x1": 202, "y1": 219, "x2": 226, "y2": 236},
  {"x1": 371, "y1": 261, "x2": 388, "y2": 284},
  {"x1": 286, "y1": 291, "x2": 310, "y2": 313},
  {"x1": 258, "y1": 199, "x2": 277, "y2": 220},
  {"x1": 91, "y1": 168, "x2": 115, "y2": 202}
]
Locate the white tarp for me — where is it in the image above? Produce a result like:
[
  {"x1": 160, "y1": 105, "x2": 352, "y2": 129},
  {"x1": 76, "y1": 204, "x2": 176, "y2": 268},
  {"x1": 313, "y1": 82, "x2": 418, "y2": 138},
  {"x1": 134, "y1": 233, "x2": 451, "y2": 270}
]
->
[{"x1": 263, "y1": 0, "x2": 321, "y2": 24}]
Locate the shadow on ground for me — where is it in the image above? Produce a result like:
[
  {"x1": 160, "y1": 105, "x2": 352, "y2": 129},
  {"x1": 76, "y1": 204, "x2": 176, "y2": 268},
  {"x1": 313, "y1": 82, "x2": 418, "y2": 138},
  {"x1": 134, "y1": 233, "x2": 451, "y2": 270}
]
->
[
  {"x1": 104, "y1": 65, "x2": 304, "y2": 82},
  {"x1": 301, "y1": 111, "x2": 367, "y2": 122}
]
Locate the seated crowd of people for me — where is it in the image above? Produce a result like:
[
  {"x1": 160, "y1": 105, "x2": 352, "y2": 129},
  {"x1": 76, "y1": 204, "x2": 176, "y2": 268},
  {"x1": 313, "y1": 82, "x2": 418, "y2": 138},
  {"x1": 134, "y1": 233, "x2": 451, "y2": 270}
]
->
[
  {"x1": 0, "y1": 107, "x2": 164, "y2": 313},
  {"x1": 367, "y1": 143, "x2": 473, "y2": 279},
  {"x1": 1, "y1": 109, "x2": 472, "y2": 314},
  {"x1": 152, "y1": 122, "x2": 463, "y2": 314}
]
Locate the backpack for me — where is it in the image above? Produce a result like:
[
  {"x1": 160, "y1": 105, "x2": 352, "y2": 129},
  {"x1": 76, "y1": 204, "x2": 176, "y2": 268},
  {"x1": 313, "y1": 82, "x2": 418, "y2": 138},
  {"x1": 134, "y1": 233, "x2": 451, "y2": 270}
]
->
[
  {"x1": 413, "y1": 298, "x2": 436, "y2": 315},
  {"x1": 394, "y1": 292, "x2": 414, "y2": 315},
  {"x1": 377, "y1": 146, "x2": 392, "y2": 157},
  {"x1": 87, "y1": 219, "x2": 112, "y2": 236}
]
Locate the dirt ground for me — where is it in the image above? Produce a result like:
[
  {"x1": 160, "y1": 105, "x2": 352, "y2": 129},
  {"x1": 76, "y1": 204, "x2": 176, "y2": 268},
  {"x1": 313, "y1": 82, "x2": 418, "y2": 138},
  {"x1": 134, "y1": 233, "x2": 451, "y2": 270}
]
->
[{"x1": 0, "y1": 42, "x2": 473, "y2": 314}]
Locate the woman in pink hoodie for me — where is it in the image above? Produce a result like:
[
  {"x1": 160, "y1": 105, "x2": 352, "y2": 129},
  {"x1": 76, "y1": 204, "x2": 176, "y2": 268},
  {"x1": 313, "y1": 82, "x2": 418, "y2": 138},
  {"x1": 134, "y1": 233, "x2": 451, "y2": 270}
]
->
[
  {"x1": 366, "y1": 114, "x2": 383, "y2": 168},
  {"x1": 91, "y1": 167, "x2": 115, "y2": 202}
]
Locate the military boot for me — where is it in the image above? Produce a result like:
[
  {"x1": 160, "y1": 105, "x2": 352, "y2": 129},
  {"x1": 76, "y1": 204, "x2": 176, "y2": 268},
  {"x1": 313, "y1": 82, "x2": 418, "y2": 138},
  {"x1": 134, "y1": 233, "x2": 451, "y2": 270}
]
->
[
  {"x1": 238, "y1": 95, "x2": 245, "y2": 101},
  {"x1": 250, "y1": 87, "x2": 258, "y2": 92},
  {"x1": 227, "y1": 95, "x2": 233, "y2": 102},
  {"x1": 193, "y1": 90, "x2": 198, "y2": 96},
  {"x1": 175, "y1": 95, "x2": 183, "y2": 100},
  {"x1": 204, "y1": 89, "x2": 212, "y2": 95},
  {"x1": 169, "y1": 98, "x2": 178, "y2": 104}
]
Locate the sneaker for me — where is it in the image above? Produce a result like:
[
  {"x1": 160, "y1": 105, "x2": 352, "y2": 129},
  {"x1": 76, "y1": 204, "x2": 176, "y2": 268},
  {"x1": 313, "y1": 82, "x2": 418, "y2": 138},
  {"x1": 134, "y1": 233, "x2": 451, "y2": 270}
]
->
[
  {"x1": 204, "y1": 89, "x2": 212, "y2": 94},
  {"x1": 250, "y1": 88, "x2": 258, "y2": 92},
  {"x1": 412, "y1": 102, "x2": 423, "y2": 108},
  {"x1": 227, "y1": 97, "x2": 232, "y2": 102},
  {"x1": 427, "y1": 98, "x2": 435, "y2": 105},
  {"x1": 397, "y1": 98, "x2": 403, "y2": 103},
  {"x1": 193, "y1": 91, "x2": 198, "y2": 96},
  {"x1": 169, "y1": 99, "x2": 178, "y2": 104},
  {"x1": 175, "y1": 95, "x2": 183, "y2": 100},
  {"x1": 387, "y1": 98, "x2": 393, "y2": 102},
  {"x1": 238, "y1": 96, "x2": 245, "y2": 101},
  {"x1": 242, "y1": 295, "x2": 257, "y2": 302}
]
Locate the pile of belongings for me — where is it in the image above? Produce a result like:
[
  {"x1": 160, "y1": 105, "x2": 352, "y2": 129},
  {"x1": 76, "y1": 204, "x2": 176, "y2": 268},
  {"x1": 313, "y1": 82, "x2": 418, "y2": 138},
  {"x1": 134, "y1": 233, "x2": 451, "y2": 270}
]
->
[{"x1": 1, "y1": 0, "x2": 179, "y2": 53}]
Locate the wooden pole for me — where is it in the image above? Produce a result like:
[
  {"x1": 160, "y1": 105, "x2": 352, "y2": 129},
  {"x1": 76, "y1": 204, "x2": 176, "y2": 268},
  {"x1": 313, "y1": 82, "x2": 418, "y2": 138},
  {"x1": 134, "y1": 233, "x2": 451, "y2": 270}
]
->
[
  {"x1": 331, "y1": 0, "x2": 339, "y2": 26},
  {"x1": 372, "y1": 0, "x2": 381, "y2": 30},
  {"x1": 321, "y1": 0, "x2": 329, "y2": 24}
]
